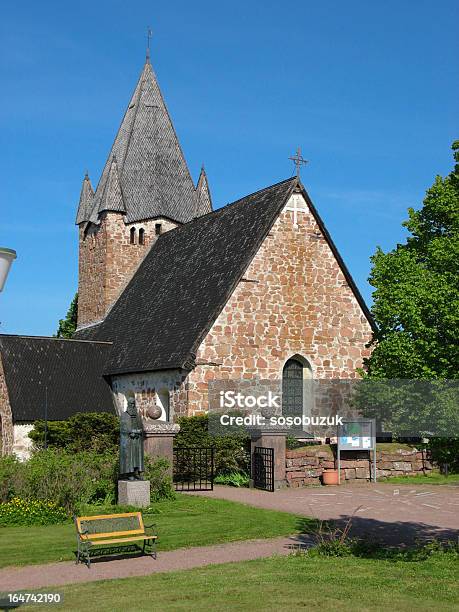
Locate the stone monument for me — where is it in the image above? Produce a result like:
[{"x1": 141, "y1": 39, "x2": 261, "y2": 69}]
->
[
  {"x1": 118, "y1": 397, "x2": 150, "y2": 507},
  {"x1": 142, "y1": 397, "x2": 179, "y2": 477}
]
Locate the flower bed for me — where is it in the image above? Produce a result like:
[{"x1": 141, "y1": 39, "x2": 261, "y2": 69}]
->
[{"x1": 0, "y1": 497, "x2": 68, "y2": 526}]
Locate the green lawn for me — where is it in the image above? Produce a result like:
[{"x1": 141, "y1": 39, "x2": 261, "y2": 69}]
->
[
  {"x1": 384, "y1": 472, "x2": 459, "y2": 485},
  {"x1": 20, "y1": 553, "x2": 459, "y2": 611},
  {"x1": 0, "y1": 495, "x2": 311, "y2": 568}
]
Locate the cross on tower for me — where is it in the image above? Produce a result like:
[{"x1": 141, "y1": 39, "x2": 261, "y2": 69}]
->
[
  {"x1": 146, "y1": 26, "x2": 153, "y2": 62},
  {"x1": 289, "y1": 147, "x2": 308, "y2": 178}
]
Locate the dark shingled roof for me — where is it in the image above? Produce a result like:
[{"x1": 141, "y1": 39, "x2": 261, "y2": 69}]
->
[
  {"x1": 85, "y1": 178, "x2": 297, "y2": 374},
  {"x1": 75, "y1": 173, "x2": 95, "y2": 225},
  {"x1": 76, "y1": 176, "x2": 375, "y2": 375},
  {"x1": 0, "y1": 336, "x2": 115, "y2": 422},
  {"x1": 194, "y1": 166, "x2": 213, "y2": 217},
  {"x1": 83, "y1": 60, "x2": 196, "y2": 226}
]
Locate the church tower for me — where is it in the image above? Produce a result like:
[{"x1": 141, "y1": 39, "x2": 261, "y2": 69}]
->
[{"x1": 75, "y1": 54, "x2": 212, "y2": 329}]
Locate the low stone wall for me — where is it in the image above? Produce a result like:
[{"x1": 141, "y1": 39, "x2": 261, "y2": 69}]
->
[{"x1": 286, "y1": 446, "x2": 433, "y2": 487}]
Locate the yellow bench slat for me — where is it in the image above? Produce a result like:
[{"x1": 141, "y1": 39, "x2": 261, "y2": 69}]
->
[
  {"x1": 86, "y1": 535, "x2": 157, "y2": 545},
  {"x1": 80, "y1": 529, "x2": 145, "y2": 540},
  {"x1": 77, "y1": 512, "x2": 142, "y2": 521}
]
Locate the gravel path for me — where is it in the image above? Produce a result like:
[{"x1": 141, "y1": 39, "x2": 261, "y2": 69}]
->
[
  {"x1": 0, "y1": 535, "x2": 307, "y2": 592},
  {"x1": 193, "y1": 483, "x2": 459, "y2": 545}
]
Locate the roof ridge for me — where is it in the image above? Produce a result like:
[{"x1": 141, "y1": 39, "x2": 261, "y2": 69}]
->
[
  {"x1": 224, "y1": 176, "x2": 298, "y2": 208},
  {"x1": 156, "y1": 176, "x2": 298, "y2": 239},
  {"x1": 0, "y1": 334, "x2": 112, "y2": 345}
]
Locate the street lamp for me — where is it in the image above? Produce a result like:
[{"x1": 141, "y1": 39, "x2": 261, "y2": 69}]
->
[{"x1": 0, "y1": 248, "x2": 17, "y2": 291}]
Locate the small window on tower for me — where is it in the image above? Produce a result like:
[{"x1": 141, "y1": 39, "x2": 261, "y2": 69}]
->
[
  {"x1": 130, "y1": 227, "x2": 136, "y2": 244},
  {"x1": 155, "y1": 223, "x2": 162, "y2": 236},
  {"x1": 139, "y1": 228, "x2": 145, "y2": 245}
]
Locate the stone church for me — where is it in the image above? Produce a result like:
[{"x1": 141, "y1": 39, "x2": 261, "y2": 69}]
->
[{"x1": 0, "y1": 54, "x2": 374, "y2": 458}]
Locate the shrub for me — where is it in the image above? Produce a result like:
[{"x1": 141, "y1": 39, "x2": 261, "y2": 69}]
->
[
  {"x1": 29, "y1": 412, "x2": 119, "y2": 453},
  {"x1": 427, "y1": 437, "x2": 459, "y2": 473},
  {"x1": 144, "y1": 456, "x2": 176, "y2": 502},
  {"x1": 0, "y1": 450, "x2": 176, "y2": 516},
  {"x1": 214, "y1": 472, "x2": 249, "y2": 487},
  {"x1": 0, "y1": 497, "x2": 68, "y2": 526},
  {"x1": 305, "y1": 539, "x2": 459, "y2": 561},
  {"x1": 175, "y1": 415, "x2": 250, "y2": 476},
  {"x1": 0, "y1": 455, "x2": 25, "y2": 503},
  {"x1": 286, "y1": 436, "x2": 319, "y2": 450},
  {"x1": 22, "y1": 449, "x2": 118, "y2": 512},
  {"x1": 0, "y1": 449, "x2": 117, "y2": 513}
]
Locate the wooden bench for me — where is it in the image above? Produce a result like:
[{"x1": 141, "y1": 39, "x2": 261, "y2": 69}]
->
[{"x1": 74, "y1": 512, "x2": 157, "y2": 568}]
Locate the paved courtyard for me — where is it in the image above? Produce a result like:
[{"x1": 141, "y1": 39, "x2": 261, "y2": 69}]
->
[{"x1": 193, "y1": 483, "x2": 459, "y2": 545}]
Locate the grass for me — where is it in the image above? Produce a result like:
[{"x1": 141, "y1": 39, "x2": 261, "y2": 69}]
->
[
  {"x1": 19, "y1": 552, "x2": 459, "y2": 611},
  {"x1": 384, "y1": 472, "x2": 459, "y2": 485},
  {"x1": 0, "y1": 494, "x2": 312, "y2": 569},
  {"x1": 375, "y1": 442, "x2": 418, "y2": 452}
]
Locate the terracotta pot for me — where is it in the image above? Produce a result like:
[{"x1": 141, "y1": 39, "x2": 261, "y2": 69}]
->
[{"x1": 322, "y1": 470, "x2": 339, "y2": 485}]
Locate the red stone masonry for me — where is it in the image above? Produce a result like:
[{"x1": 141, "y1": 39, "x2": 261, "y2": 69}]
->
[
  {"x1": 181, "y1": 193, "x2": 373, "y2": 414},
  {"x1": 285, "y1": 446, "x2": 432, "y2": 486},
  {"x1": 77, "y1": 214, "x2": 177, "y2": 328}
]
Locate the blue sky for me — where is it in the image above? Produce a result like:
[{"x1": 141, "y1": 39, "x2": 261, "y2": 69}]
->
[{"x1": 0, "y1": 0, "x2": 457, "y2": 336}]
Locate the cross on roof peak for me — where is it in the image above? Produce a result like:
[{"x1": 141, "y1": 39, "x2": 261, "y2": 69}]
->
[
  {"x1": 289, "y1": 147, "x2": 308, "y2": 178},
  {"x1": 146, "y1": 26, "x2": 153, "y2": 63}
]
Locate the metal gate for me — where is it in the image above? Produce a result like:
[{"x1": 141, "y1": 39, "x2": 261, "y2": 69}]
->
[
  {"x1": 173, "y1": 447, "x2": 214, "y2": 491},
  {"x1": 252, "y1": 446, "x2": 275, "y2": 492}
]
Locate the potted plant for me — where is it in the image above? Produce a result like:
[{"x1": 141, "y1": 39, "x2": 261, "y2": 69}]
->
[{"x1": 322, "y1": 457, "x2": 339, "y2": 485}]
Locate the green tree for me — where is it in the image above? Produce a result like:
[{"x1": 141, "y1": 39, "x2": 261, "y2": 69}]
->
[
  {"x1": 56, "y1": 293, "x2": 78, "y2": 338},
  {"x1": 364, "y1": 141, "x2": 459, "y2": 379}
]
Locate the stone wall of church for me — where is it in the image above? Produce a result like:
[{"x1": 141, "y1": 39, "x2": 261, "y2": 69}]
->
[
  {"x1": 0, "y1": 354, "x2": 14, "y2": 456},
  {"x1": 77, "y1": 214, "x2": 177, "y2": 328},
  {"x1": 181, "y1": 192, "x2": 373, "y2": 414}
]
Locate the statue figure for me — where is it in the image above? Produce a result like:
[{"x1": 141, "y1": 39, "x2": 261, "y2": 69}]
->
[{"x1": 120, "y1": 397, "x2": 144, "y2": 480}]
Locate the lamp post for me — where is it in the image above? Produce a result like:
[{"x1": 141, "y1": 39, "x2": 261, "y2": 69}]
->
[{"x1": 0, "y1": 248, "x2": 17, "y2": 292}]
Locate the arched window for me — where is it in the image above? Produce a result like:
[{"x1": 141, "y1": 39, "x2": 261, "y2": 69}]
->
[
  {"x1": 282, "y1": 359, "x2": 304, "y2": 417},
  {"x1": 282, "y1": 356, "x2": 313, "y2": 418},
  {"x1": 138, "y1": 228, "x2": 145, "y2": 245},
  {"x1": 130, "y1": 227, "x2": 136, "y2": 244}
]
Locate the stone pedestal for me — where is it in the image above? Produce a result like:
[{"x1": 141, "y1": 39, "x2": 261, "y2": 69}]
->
[
  {"x1": 143, "y1": 421, "x2": 180, "y2": 476},
  {"x1": 118, "y1": 479, "x2": 150, "y2": 508},
  {"x1": 249, "y1": 428, "x2": 288, "y2": 489}
]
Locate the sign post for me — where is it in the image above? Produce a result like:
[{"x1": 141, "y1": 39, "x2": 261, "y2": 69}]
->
[{"x1": 337, "y1": 419, "x2": 376, "y2": 484}]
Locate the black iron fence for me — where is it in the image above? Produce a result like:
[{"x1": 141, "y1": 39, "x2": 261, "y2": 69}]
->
[
  {"x1": 173, "y1": 446, "x2": 214, "y2": 491},
  {"x1": 252, "y1": 446, "x2": 275, "y2": 492}
]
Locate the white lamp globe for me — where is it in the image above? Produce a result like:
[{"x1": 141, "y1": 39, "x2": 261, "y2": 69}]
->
[{"x1": 0, "y1": 248, "x2": 17, "y2": 292}]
